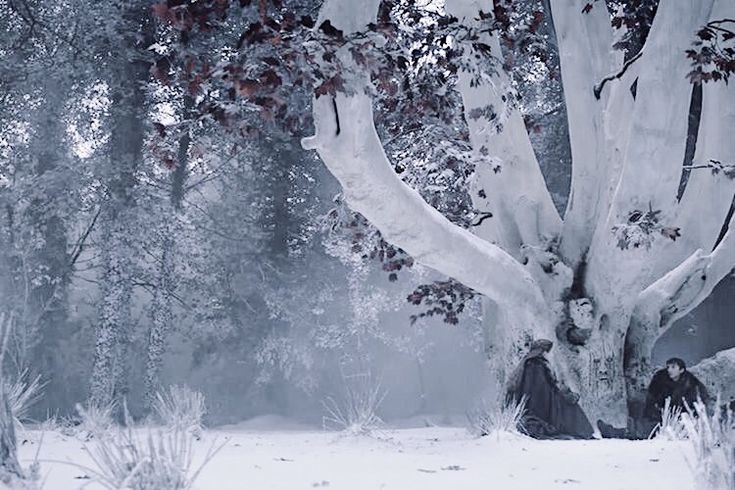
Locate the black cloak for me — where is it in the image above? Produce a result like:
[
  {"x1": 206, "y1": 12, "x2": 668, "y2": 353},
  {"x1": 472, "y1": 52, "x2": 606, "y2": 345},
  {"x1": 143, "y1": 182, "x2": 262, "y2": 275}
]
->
[{"x1": 510, "y1": 356, "x2": 594, "y2": 440}]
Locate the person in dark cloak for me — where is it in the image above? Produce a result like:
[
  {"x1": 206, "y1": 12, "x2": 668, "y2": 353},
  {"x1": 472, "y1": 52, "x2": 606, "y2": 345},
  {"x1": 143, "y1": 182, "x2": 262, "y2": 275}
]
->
[
  {"x1": 507, "y1": 339, "x2": 594, "y2": 439},
  {"x1": 597, "y1": 357, "x2": 711, "y2": 439}
]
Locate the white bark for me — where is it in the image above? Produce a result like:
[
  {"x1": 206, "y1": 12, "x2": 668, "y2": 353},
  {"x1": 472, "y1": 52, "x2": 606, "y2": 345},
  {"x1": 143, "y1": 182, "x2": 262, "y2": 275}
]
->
[
  {"x1": 303, "y1": 92, "x2": 548, "y2": 322},
  {"x1": 608, "y1": 0, "x2": 715, "y2": 215},
  {"x1": 624, "y1": 0, "x2": 735, "y2": 403},
  {"x1": 552, "y1": 0, "x2": 617, "y2": 268},
  {"x1": 446, "y1": 21, "x2": 562, "y2": 255},
  {"x1": 597, "y1": 61, "x2": 638, "y2": 243},
  {"x1": 586, "y1": 0, "x2": 717, "y2": 307},
  {"x1": 690, "y1": 348, "x2": 735, "y2": 404},
  {"x1": 675, "y1": 1, "x2": 735, "y2": 255}
]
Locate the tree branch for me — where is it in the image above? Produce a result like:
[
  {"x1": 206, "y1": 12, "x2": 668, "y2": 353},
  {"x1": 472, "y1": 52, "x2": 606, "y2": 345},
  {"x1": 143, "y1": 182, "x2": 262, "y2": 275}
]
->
[
  {"x1": 303, "y1": 91, "x2": 548, "y2": 318},
  {"x1": 304, "y1": 0, "x2": 550, "y2": 319},
  {"x1": 627, "y1": 203, "x2": 735, "y2": 386},
  {"x1": 593, "y1": 50, "x2": 643, "y2": 100},
  {"x1": 444, "y1": 8, "x2": 561, "y2": 255},
  {"x1": 676, "y1": 61, "x2": 735, "y2": 256},
  {"x1": 587, "y1": 0, "x2": 719, "y2": 300},
  {"x1": 550, "y1": 0, "x2": 617, "y2": 268},
  {"x1": 69, "y1": 205, "x2": 102, "y2": 268}
]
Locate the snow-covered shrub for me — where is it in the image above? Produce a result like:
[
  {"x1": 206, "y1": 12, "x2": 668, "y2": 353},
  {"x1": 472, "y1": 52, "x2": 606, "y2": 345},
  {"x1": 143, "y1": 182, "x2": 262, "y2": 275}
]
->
[
  {"x1": 38, "y1": 414, "x2": 64, "y2": 432},
  {"x1": 153, "y1": 385, "x2": 206, "y2": 439},
  {"x1": 466, "y1": 395, "x2": 527, "y2": 437},
  {"x1": 4, "y1": 371, "x2": 45, "y2": 429},
  {"x1": 654, "y1": 398, "x2": 686, "y2": 441},
  {"x1": 680, "y1": 400, "x2": 734, "y2": 490},
  {"x1": 74, "y1": 401, "x2": 117, "y2": 440},
  {"x1": 322, "y1": 372, "x2": 387, "y2": 435},
  {"x1": 0, "y1": 316, "x2": 40, "y2": 488},
  {"x1": 82, "y1": 424, "x2": 220, "y2": 490}
]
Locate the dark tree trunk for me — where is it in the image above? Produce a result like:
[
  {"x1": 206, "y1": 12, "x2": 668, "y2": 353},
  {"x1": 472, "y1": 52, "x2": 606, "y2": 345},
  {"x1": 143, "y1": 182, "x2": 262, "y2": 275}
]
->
[{"x1": 90, "y1": 4, "x2": 153, "y2": 409}]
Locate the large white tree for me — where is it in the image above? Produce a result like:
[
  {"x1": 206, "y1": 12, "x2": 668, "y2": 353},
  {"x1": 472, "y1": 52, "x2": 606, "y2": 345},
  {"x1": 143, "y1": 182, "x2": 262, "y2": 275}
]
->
[{"x1": 303, "y1": 0, "x2": 735, "y2": 424}]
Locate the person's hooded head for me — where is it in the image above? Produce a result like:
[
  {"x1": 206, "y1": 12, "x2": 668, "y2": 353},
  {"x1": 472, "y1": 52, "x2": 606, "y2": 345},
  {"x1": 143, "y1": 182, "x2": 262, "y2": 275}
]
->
[
  {"x1": 527, "y1": 339, "x2": 553, "y2": 359},
  {"x1": 507, "y1": 339, "x2": 554, "y2": 395}
]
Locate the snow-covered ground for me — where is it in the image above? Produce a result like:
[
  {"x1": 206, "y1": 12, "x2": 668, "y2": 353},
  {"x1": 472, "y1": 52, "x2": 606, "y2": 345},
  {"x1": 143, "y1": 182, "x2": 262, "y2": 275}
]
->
[{"x1": 17, "y1": 419, "x2": 696, "y2": 489}]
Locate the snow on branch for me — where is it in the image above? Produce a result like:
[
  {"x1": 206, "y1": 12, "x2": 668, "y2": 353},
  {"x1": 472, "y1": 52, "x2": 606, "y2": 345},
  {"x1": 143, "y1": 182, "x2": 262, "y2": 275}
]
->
[
  {"x1": 632, "y1": 203, "x2": 735, "y2": 345},
  {"x1": 675, "y1": 14, "x2": 735, "y2": 257},
  {"x1": 551, "y1": 0, "x2": 617, "y2": 267},
  {"x1": 683, "y1": 159, "x2": 735, "y2": 178},
  {"x1": 443, "y1": 2, "x2": 561, "y2": 255},
  {"x1": 303, "y1": 92, "x2": 547, "y2": 317}
]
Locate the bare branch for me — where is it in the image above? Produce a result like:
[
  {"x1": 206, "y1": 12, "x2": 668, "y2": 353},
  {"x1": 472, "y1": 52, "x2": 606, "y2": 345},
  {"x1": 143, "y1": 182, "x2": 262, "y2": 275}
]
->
[
  {"x1": 593, "y1": 50, "x2": 643, "y2": 100},
  {"x1": 69, "y1": 205, "x2": 103, "y2": 268}
]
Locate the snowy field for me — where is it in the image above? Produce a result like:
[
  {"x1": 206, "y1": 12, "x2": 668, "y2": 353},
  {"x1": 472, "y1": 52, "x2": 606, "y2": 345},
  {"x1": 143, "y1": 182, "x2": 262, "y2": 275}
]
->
[{"x1": 16, "y1": 418, "x2": 696, "y2": 490}]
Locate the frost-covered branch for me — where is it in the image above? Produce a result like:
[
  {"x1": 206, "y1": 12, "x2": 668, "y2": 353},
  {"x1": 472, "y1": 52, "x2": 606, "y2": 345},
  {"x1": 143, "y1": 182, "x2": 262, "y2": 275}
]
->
[
  {"x1": 604, "y1": 0, "x2": 717, "y2": 226},
  {"x1": 302, "y1": 0, "x2": 550, "y2": 318},
  {"x1": 552, "y1": 0, "x2": 616, "y2": 267},
  {"x1": 303, "y1": 92, "x2": 547, "y2": 318},
  {"x1": 627, "y1": 205, "x2": 735, "y2": 392},
  {"x1": 443, "y1": 1, "x2": 562, "y2": 255}
]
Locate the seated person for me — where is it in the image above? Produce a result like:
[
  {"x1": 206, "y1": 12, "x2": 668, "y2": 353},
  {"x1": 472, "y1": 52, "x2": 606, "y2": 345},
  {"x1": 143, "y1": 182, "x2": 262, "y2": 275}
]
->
[
  {"x1": 506, "y1": 339, "x2": 594, "y2": 440},
  {"x1": 598, "y1": 357, "x2": 710, "y2": 439}
]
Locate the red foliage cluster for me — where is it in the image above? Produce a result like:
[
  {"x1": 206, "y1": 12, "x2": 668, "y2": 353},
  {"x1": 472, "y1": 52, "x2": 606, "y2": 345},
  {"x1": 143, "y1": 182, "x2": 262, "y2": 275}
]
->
[
  {"x1": 151, "y1": 0, "x2": 507, "y2": 324},
  {"x1": 326, "y1": 208, "x2": 414, "y2": 282},
  {"x1": 687, "y1": 19, "x2": 735, "y2": 84},
  {"x1": 407, "y1": 279, "x2": 476, "y2": 325}
]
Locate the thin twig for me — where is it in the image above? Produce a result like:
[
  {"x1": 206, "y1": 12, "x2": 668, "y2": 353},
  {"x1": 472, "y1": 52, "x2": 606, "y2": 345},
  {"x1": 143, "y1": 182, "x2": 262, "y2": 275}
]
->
[{"x1": 594, "y1": 50, "x2": 643, "y2": 100}]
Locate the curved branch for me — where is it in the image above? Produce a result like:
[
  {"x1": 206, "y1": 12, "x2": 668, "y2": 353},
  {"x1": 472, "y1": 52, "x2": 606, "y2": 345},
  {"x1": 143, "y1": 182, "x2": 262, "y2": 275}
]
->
[
  {"x1": 594, "y1": 50, "x2": 643, "y2": 100},
  {"x1": 626, "y1": 203, "x2": 735, "y2": 400},
  {"x1": 603, "y1": 0, "x2": 717, "y2": 225},
  {"x1": 303, "y1": 92, "x2": 548, "y2": 318},
  {"x1": 444, "y1": 8, "x2": 561, "y2": 256}
]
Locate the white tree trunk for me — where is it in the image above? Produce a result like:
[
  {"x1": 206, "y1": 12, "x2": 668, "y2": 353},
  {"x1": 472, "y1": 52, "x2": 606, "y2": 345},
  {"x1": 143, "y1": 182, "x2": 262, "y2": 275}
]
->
[
  {"x1": 551, "y1": 0, "x2": 616, "y2": 268},
  {"x1": 308, "y1": 0, "x2": 735, "y2": 427},
  {"x1": 303, "y1": 91, "x2": 550, "y2": 324},
  {"x1": 623, "y1": 0, "x2": 735, "y2": 407}
]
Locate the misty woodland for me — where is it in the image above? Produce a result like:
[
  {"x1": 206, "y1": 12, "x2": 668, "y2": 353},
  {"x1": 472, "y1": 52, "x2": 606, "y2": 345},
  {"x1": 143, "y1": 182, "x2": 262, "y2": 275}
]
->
[{"x1": 1, "y1": 0, "x2": 735, "y2": 488}]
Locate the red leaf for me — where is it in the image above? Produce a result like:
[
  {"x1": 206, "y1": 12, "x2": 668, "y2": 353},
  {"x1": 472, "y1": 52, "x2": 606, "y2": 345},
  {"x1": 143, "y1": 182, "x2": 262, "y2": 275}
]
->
[
  {"x1": 152, "y1": 3, "x2": 170, "y2": 21},
  {"x1": 237, "y1": 79, "x2": 259, "y2": 97}
]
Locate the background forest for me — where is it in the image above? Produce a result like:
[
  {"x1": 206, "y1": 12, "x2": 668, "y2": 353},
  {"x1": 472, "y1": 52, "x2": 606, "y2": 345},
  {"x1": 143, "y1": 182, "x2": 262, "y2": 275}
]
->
[{"x1": 0, "y1": 0, "x2": 733, "y2": 427}]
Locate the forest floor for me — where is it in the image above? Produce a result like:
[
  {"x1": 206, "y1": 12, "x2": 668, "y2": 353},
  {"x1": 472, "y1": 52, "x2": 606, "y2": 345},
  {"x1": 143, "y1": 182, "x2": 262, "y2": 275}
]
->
[{"x1": 16, "y1": 417, "x2": 696, "y2": 489}]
